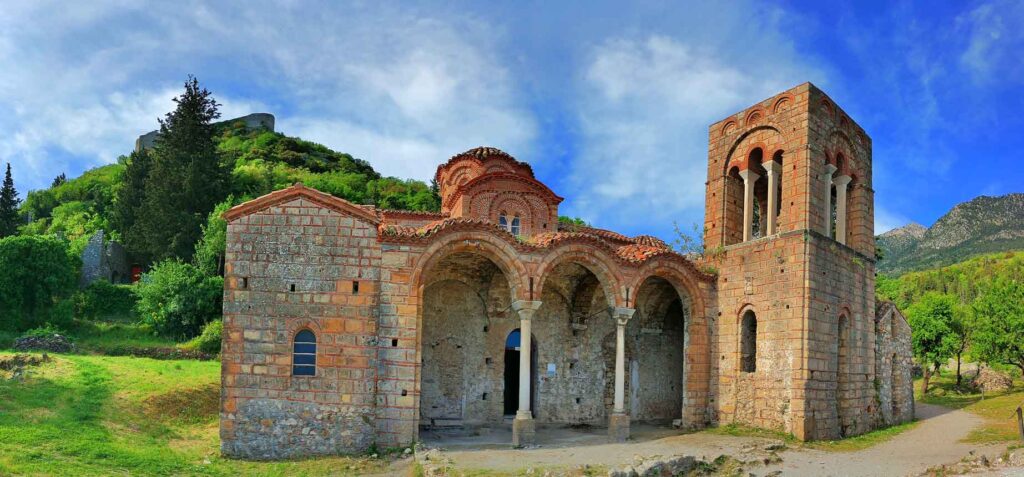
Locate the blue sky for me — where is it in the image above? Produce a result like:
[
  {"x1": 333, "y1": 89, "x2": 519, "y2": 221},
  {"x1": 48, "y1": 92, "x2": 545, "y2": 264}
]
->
[{"x1": 1, "y1": 1, "x2": 1021, "y2": 241}]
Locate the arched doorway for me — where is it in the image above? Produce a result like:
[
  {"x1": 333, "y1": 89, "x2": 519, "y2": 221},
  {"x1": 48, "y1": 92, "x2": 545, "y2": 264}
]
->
[
  {"x1": 627, "y1": 276, "x2": 690, "y2": 423},
  {"x1": 503, "y1": 329, "x2": 537, "y2": 416},
  {"x1": 420, "y1": 251, "x2": 514, "y2": 430},
  {"x1": 536, "y1": 260, "x2": 614, "y2": 425}
]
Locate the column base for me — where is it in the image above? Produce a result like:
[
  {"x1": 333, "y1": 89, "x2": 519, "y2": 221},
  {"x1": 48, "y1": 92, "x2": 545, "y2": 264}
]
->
[
  {"x1": 608, "y1": 413, "x2": 630, "y2": 442},
  {"x1": 512, "y1": 416, "x2": 536, "y2": 447}
]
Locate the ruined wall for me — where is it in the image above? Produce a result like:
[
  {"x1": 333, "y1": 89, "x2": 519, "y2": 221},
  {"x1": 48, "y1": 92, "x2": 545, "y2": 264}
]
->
[
  {"x1": 220, "y1": 197, "x2": 381, "y2": 459},
  {"x1": 875, "y1": 303, "x2": 914, "y2": 426}
]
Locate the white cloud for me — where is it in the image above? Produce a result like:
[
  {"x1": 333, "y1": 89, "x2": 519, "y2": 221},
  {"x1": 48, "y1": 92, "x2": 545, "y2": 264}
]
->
[
  {"x1": 874, "y1": 206, "x2": 910, "y2": 234},
  {"x1": 564, "y1": 34, "x2": 818, "y2": 235},
  {"x1": 958, "y1": 0, "x2": 1024, "y2": 84},
  {"x1": 0, "y1": 2, "x2": 535, "y2": 192}
]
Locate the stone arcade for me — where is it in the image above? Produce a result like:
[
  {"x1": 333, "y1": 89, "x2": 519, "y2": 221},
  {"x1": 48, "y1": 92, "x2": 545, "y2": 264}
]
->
[{"x1": 219, "y1": 83, "x2": 914, "y2": 459}]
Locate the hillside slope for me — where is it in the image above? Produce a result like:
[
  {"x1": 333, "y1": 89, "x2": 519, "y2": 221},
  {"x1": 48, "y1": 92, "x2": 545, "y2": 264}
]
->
[{"x1": 878, "y1": 193, "x2": 1024, "y2": 275}]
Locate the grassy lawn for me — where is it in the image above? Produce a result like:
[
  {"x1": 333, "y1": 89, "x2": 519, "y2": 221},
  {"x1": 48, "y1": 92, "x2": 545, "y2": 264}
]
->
[
  {"x1": 0, "y1": 353, "x2": 393, "y2": 476},
  {"x1": 916, "y1": 369, "x2": 1024, "y2": 444}
]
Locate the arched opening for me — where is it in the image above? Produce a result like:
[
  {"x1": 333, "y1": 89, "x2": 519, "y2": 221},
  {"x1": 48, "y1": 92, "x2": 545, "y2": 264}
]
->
[
  {"x1": 502, "y1": 329, "x2": 537, "y2": 415},
  {"x1": 748, "y1": 148, "x2": 767, "y2": 239},
  {"x1": 420, "y1": 251, "x2": 514, "y2": 430},
  {"x1": 292, "y1": 329, "x2": 317, "y2": 376},
  {"x1": 724, "y1": 166, "x2": 744, "y2": 245},
  {"x1": 740, "y1": 310, "x2": 757, "y2": 373},
  {"x1": 537, "y1": 261, "x2": 613, "y2": 424},
  {"x1": 627, "y1": 276, "x2": 690, "y2": 423},
  {"x1": 837, "y1": 313, "x2": 851, "y2": 437},
  {"x1": 772, "y1": 150, "x2": 784, "y2": 228}
]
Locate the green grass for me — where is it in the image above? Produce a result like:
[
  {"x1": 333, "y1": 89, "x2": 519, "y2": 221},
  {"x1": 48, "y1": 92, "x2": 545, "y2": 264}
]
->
[
  {"x1": 0, "y1": 353, "x2": 392, "y2": 476},
  {"x1": 69, "y1": 320, "x2": 179, "y2": 352},
  {"x1": 916, "y1": 369, "x2": 1024, "y2": 443}
]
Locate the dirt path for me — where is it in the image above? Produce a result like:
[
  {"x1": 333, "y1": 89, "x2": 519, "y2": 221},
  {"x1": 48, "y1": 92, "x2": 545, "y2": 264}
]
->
[
  {"x1": 428, "y1": 403, "x2": 1005, "y2": 476},
  {"x1": 761, "y1": 403, "x2": 1003, "y2": 476}
]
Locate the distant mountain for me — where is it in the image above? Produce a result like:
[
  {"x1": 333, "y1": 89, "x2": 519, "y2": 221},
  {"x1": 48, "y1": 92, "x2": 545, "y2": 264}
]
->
[{"x1": 877, "y1": 193, "x2": 1024, "y2": 275}]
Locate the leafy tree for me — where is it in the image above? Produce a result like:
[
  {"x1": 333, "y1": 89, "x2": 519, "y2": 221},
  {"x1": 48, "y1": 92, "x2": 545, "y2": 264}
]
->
[
  {"x1": 51, "y1": 173, "x2": 67, "y2": 188},
  {"x1": 0, "y1": 235, "x2": 78, "y2": 331},
  {"x1": 0, "y1": 163, "x2": 20, "y2": 237},
  {"x1": 906, "y1": 292, "x2": 959, "y2": 393},
  {"x1": 672, "y1": 221, "x2": 706, "y2": 256},
  {"x1": 971, "y1": 279, "x2": 1024, "y2": 376},
  {"x1": 134, "y1": 76, "x2": 228, "y2": 262},
  {"x1": 135, "y1": 260, "x2": 223, "y2": 339},
  {"x1": 111, "y1": 149, "x2": 153, "y2": 260},
  {"x1": 950, "y1": 302, "x2": 974, "y2": 387},
  {"x1": 194, "y1": 197, "x2": 234, "y2": 276}
]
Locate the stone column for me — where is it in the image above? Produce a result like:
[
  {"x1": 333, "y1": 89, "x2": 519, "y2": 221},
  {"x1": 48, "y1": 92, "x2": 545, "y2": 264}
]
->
[
  {"x1": 833, "y1": 175, "x2": 852, "y2": 245},
  {"x1": 764, "y1": 161, "x2": 781, "y2": 236},
  {"x1": 822, "y1": 164, "x2": 838, "y2": 237},
  {"x1": 511, "y1": 300, "x2": 542, "y2": 447},
  {"x1": 738, "y1": 169, "x2": 760, "y2": 242},
  {"x1": 609, "y1": 307, "x2": 636, "y2": 442}
]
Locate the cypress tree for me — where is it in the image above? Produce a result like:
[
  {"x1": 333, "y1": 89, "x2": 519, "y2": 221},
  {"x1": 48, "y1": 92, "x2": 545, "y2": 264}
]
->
[
  {"x1": 135, "y1": 76, "x2": 227, "y2": 262},
  {"x1": 0, "y1": 163, "x2": 20, "y2": 237},
  {"x1": 112, "y1": 149, "x2": 153, "y2": 260}
]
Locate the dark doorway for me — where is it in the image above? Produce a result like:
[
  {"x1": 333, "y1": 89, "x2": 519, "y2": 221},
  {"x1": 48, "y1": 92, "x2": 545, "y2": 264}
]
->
[{"x1": 503, "y1": 329, "x2": 536, "y2": 416}]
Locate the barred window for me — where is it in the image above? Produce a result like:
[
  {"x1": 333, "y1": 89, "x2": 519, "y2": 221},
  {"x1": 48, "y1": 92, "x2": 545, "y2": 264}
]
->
[
  {"x1": 293, "y1": 330, "x2": 317, "y2": 376},
  {"x1": 510, "y1": 216, "x2": 521, "y2": 235},
  {"x1": 499, "y1": 213, "x2": 508, "y2": 230}
]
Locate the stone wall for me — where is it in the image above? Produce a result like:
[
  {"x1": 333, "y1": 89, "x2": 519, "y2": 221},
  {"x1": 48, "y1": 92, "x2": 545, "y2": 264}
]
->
[
  {"x1": 79, "y1": 230, "x2": 132, "y2": 287},
  {"x1": 220, "y1": 195, "x2": 381, "y2": 459}
]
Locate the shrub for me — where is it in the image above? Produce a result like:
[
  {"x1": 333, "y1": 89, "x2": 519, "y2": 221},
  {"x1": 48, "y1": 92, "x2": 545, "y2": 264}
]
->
[
  {"x1": 74, "y1": 280, "x2": 137, "y2": 321},
  {"x1": 135, "y1": 260, "x2": 223, "y2": 340},
  {"x1": 181, "y1": 319, "x2": 222, "y2": 354},
  {"x1": 0, "y1": 235, "x2": 78, "y2": 331}
]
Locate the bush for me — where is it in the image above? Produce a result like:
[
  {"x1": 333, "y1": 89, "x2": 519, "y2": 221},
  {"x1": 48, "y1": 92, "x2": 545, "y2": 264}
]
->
[
  {"x1": 74, "y1": 280, "x2": 137, "y2": 321},
  {"x1": 135, "y1": 260, "x2": 223, "y2": 340},
  {"x1": 181, "y1": 319, "x2": 222, "y2": 354},
  {"x1": 0, "y1": 235, "x2": 78, "y2": 331}
]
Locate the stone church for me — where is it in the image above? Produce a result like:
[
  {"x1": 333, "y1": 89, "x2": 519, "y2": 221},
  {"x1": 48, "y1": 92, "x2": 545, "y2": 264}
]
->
[{"x1": 219, "y1": 83, "x2": 914, "y2": 459}]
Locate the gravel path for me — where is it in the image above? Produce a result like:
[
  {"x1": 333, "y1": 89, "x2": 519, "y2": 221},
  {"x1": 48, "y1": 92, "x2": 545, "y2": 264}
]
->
[{"x1": 427, "y1": 403, "x2": 1006, "y2": 476}]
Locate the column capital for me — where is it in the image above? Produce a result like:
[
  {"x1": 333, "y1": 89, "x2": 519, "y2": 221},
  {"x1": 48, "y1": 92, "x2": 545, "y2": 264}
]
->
[
  {"x1": 763, "y1": 160, "x2": 781, "y2": 176},
  {"x1": 832, "y1": 174, "x2": 852, "y2": 188},
  {"x1": 612, "y1": 307, "x2": 636, "y2": 326},
  {"x1": 512, "y1": 300, "x2": 543, "y2": 320},
  {"x1": 737, "y1": 169, "x2": 761, "y2": 183},
  {"x1": 823, "y1": 163, "x2": 838, "y2": 176}
]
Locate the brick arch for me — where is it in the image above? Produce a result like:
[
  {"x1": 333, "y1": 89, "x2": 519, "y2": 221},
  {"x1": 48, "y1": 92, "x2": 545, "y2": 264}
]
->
[
  {"x1": 410, "y1": 230, "x2": 529, "y2": 301},
  {"x1": 486, "y1": 193, "x2": 533, "y2": 230},
  {"x1": 533, "y1": 244, "x2": 624, "y2": 309},
  {"x1": 627, "y1": 258, "x2": 713, "y2": 428}
]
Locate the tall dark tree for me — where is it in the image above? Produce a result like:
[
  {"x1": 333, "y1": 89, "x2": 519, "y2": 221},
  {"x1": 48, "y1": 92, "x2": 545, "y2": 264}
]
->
[
  {"x1": 111, "y1": 149, "x2": 152, "y2": 260},
  {"x1": 134, "y1": 76, "x2": 227, "y2": 262},
  {"x1": 0, "y1": 163, "x2": 21, "y2": 237},
  {"x1": 51, "y1": 172, "x2": 67, "y2": 188}
]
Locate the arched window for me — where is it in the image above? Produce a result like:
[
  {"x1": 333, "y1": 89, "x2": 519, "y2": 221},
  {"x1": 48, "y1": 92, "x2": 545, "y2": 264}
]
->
[
  {"x1": 740, "y1": 310, "x2": 757, "y2": 373},
  {"x1": 510, "y1": 216, "x2": 521, "y2": 235},
  {"x1": 293, "y1": 329, "x2": 317, "y2": 376},
  {"x1": 499, "y1": 213, "x2": 508, "y2": 230},
  {"x1": 772, "y1": 150, "x2": 784, "y2": 221}
]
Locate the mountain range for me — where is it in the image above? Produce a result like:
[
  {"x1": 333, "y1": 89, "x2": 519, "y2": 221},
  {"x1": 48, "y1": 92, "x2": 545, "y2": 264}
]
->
[{"x1": 876, "y1": 193, "x2": 1024, "y2": 275}]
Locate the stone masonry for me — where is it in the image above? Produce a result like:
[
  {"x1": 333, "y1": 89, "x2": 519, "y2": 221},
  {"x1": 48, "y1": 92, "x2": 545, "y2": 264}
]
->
[{"x1": 220, "y1": 82, "x2": 914, "y2": 458}]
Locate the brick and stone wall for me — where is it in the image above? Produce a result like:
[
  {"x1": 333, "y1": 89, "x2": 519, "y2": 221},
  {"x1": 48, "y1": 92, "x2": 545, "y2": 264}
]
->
[{"x1": 220, "y1": 193, "x2": 382, "y2": 459}]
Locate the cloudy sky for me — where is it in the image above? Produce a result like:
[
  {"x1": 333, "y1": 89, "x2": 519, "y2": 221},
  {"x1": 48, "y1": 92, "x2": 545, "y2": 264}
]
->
[{"x1": 1, "y1": 0, "x2": 1021, "y2": 240}]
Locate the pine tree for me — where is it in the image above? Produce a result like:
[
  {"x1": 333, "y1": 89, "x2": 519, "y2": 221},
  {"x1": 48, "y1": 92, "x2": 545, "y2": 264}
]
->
[
  {"x1": 111, "y1": 149, "x2": 152, "y2": 260},
  {"x1": 0, "y1": 163, "x2": 21, "y2": 237},
  {"x1": 51, "y1": 172, "x2": 67, "y2": 188},
  {"x1": 134, "y1": 76, "x2": 228, "y2": 262}
]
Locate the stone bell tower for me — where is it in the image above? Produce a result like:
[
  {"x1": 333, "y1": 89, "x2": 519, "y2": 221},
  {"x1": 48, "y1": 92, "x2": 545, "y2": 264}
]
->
[{"x1": 703, "y1": 82, "x2": 878, "y2": 440}]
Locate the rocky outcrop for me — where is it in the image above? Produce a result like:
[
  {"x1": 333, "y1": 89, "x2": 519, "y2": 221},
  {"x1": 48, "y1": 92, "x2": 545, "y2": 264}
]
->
[{"x1": 878, "y1": 193, "x2": 1024, "y2": 274}]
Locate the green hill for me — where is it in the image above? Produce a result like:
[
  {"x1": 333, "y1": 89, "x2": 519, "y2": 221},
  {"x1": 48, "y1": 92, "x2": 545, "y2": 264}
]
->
[
  {"x1": 877, "y1": 193, "x2": 1024, "y2": 275},
  {"x1": 18, "y1": 118, "x2": 439, "y2": 252},
  {"x1": 876, "y1": 249, "x2": 1024, "y2": 310}
]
